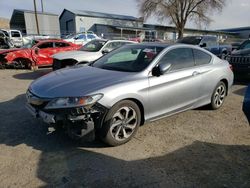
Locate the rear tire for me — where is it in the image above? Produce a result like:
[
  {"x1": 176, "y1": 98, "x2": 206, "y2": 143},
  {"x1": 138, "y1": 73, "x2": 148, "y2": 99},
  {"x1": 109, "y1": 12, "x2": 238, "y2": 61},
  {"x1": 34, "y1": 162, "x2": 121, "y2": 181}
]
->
[
  {"x1": 210, "y1": 81, "x2": 227, "y2": 110},
  {"x1": 100, "y1": 100, "x2": 141, "y2": 146}
]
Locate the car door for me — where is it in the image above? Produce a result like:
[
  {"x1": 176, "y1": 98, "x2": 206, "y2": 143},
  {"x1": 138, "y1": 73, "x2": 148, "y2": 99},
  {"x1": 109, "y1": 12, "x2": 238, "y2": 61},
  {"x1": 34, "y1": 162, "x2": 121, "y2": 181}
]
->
[
  {"x1": 193, "y1": 48, "x2": 215, "y2": 102},
  {"x1": 32, "y1": 42, "x2": 55, "y2": 66},
  {"x1": 148, "y1": 47, "x2": 202, "y2": 120}
]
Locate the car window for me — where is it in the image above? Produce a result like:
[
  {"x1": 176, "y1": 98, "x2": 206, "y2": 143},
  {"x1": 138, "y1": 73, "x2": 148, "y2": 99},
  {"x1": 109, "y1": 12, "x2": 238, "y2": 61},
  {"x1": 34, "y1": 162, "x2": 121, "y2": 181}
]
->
[
  {"x1": 11, "y1": 31, "x2": 21, "y2": 38},
  {"x1": 177, "y1": 36, "x2": 202, "y2": 45},
  {"x1": 193, "y1": 49, "x2": 212, "y2": 66},
  {"x1": 87, "y1": 34, "x2": 96, "y2": 39},
  {"x1": 80, "y1": 40, "x2": 107, "y2": 52},
  {"x1": 103, "y1": 42, "x2": 123, "y2": 51},
  {"x1": 77, "y1": 34, "x2": 86, "y2": 40},
  {"x1": 201, "y1": 37, "x2": 217, "y2": 47},
  {"x1": 2, "y1": 30, "x2": 9, "y2": 37},
  {"x1": 159, "y1": 48, "x2": 195, "y2": 72},
  {"x1": 38, "y1": 42, "x2": 54, "y2": 49},
  {"x1": 0, "y1": 31, "x2": 4, "y2": 38},
  {"x1": 92, "y1": 45, "x2": 164, "y2": 72},
  {"x1": 55, "y1": 42, "x2": 70, "y2": 48},
  {"x1": 240, "y1": 41, "x2": 250, "y2": 50}
]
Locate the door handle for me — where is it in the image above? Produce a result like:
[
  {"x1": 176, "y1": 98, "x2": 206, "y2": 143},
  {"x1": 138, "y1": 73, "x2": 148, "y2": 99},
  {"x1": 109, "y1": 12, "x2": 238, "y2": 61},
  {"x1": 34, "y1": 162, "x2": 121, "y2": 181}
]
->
[{"x1": 192, "y1": 71, "x2": 200, "y2": 76}]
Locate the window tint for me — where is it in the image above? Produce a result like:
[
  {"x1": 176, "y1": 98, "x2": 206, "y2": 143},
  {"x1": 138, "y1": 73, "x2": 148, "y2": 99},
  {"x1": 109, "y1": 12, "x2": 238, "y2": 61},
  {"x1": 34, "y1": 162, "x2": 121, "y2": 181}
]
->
[
  {"x1": 193, "y1": 49, "x2": 212, "y2": 66},
  {"x1": 92, "y1": 46, "x2": 163, "y2": 72},
  {"x1": 0, "y1": 32, "x2": 4, "y2": 37},
  {"x1": 201, "y1": 37, "x2": 217, "y2": 47},
  {"x1": 38, "y1": 42, "x2": 54, "y2": 49},
  {"x1": 77, "y1": 34, "x2": 86, "y2": 40},
  {"x1": 240, "y1": 41, "x2": 250, "y2": 50},
  {"x1": 11, "y1": 31, "x2": 21, "y2": 37},
  {"x1": 55, "y1": 42, "x2": 70, "y2": 47},
  {"x1": 80, "y1": 40, "x2": 107, "y2": 52},
  {"x1": 103, "y1": 42, "x2": 124, "y2": 51},
  {"x1": 159, "y1": 48, "x2": 194, "y2": 71},
  {"x1": 87, "y1": 34, "x2": 96, "y2": 39}
]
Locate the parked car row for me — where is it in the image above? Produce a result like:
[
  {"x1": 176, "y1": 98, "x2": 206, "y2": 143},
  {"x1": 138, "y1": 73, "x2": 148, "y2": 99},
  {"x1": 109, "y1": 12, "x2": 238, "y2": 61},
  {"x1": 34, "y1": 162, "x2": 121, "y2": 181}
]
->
[
  {"x1": 25, "y1": 42, "x2": 234, "y2": 146},
  {"x1": 0, "y1": 39, "x2": 81, "y2": 69}
]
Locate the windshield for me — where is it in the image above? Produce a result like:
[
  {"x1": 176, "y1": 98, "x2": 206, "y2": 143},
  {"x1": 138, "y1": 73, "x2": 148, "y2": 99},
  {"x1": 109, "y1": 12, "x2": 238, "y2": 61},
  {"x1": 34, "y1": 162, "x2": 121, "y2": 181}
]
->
[
  {"x1": 177, "y1": 36, "x2": 202, "y2": 45},
  {"x1": 92, "y1": 45, "x2": 164, "y2": 72},
  {"x1": 80, "y1": 40, "x2": 107, "y2": 52},
  {"x1": 239, "y1": 41, "x2": 250, "y2": 50},
  {"x1": 22, "y1": 40, "x2": 38, "y2": 49}
]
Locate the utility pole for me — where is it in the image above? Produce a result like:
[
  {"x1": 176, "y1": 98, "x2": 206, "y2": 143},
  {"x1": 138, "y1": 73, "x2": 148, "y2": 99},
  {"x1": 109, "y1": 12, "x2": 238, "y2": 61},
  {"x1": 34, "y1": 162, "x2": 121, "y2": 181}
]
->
[
  {"x1": 41, "y1": 0, "x2": 44, "y2": 12},
  {"x1": 33, "y1": 0, "x2": 40, "y2": 35}
]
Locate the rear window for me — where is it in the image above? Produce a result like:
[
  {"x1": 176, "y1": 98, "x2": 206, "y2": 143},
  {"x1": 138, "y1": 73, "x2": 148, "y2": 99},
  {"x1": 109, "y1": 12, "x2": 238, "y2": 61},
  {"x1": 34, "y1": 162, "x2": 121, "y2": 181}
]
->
[
  {"x1": 38, "y1": 42, "x2": 54, "y2": 49},
  {"x1": 177, "y1": 37, "x2": 202, "y2": 45},
  {"x1": 11, "y1": 31, "x2": 21, "y2": 37},
  {"x1": 193, "y1": 49, "x2": 212, "y2": 66},
  {"x1": 55, "y1": 42, "x2": 70, "y2": 47}
]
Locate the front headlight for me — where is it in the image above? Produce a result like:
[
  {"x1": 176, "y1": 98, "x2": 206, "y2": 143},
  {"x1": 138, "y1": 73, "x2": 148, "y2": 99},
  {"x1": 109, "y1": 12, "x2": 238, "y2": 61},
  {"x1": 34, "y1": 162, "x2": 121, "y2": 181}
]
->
[{"x1": 45, "y1": 94, "x2": 103, "y2": 109}]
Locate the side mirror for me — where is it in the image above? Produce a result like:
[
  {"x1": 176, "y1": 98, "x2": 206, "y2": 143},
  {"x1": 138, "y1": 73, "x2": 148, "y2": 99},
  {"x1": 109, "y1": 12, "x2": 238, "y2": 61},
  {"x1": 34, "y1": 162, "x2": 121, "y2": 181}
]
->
[
  {"x1": 200, "y1": 43, "x2": 207, "y2": 48},
  {"x1": 102, "y1": 49, "x2": 111, "y2": 54},
  {"x1": 34, "y1": 47, "x2": 39, "y2": 55},
  {"x1": 152, "y1": 63, "x2": 171, "y2": 77}
]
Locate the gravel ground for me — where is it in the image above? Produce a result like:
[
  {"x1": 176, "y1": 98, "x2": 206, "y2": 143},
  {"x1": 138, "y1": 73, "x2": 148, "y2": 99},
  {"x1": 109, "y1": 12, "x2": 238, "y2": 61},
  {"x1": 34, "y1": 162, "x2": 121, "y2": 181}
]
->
[{"x1": 0, "y1": 69, "x2": 250, "y2": 188}]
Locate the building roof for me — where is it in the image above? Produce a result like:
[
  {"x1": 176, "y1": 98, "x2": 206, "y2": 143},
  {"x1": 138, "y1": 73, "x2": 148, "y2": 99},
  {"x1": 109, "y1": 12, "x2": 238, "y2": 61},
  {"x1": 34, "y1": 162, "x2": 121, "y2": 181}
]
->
[
  {"x1": 144, "y1": 24, "x2": 236, "y2": 36},
  {"x1": 13, "y1": 9, "x2": 58, "y2": 16},
  {"x1": 219, "y1": 27, "x2": 250, "y2": 32},
  {"x1": 60, "y1": 9, "x2": 140, "y2": 21}
]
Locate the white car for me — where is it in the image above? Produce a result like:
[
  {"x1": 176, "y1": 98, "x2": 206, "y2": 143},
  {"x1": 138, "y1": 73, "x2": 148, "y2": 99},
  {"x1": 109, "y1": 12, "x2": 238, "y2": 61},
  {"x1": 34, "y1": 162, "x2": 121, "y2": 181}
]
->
[
  {"x1": 2, "y1": 29, "x2": 23, "y2": 47},
  {"x1": 64, "y1": 32, "x2": 100, "y2": 45},
  {"x1": 52, "y1": 39, "x2": 136, "y2": 70}
]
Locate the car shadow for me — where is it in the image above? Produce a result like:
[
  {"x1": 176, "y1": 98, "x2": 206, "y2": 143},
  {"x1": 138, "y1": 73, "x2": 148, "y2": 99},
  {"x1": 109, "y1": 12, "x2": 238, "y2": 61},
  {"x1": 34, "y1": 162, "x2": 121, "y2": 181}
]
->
[
  {"x1": 12, "y1": 68, "x2": 52, "y2": 80},
  {"x1": 0, "y1": 94, "x2": 250, "y2": 187},
  {"x1": 233, "y1": 86, "x2": 247, "y2": 96}
]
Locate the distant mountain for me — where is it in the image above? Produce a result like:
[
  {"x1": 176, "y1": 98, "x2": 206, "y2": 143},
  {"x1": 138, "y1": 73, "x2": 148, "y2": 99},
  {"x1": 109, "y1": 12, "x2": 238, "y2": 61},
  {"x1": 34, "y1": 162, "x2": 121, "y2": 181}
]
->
[{"x1": 0, "y1": 17, "x2": 10, "y2": 29}]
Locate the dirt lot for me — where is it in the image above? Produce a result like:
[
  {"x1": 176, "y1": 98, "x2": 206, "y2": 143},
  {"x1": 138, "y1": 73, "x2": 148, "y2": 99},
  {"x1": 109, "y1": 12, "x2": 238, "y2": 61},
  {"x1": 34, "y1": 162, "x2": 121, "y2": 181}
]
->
[{"x1": 0, "y1": 69, "x2": 250, "y2": 187}]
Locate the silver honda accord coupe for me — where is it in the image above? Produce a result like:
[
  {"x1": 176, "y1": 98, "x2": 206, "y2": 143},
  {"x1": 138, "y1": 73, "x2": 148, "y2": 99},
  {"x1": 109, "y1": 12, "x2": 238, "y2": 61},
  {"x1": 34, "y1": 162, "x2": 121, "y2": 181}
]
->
[{"x1": 26, "y1": 43, "x2": 234, "y2": 146}]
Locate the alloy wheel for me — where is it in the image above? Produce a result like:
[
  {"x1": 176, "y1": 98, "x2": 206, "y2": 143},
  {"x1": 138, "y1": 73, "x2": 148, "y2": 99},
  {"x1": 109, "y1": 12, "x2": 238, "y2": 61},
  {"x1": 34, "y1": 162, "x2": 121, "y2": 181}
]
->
[
  {"x1": 110, "y1": 106, "x2": 138, "y2": 141},
  {"x1": 213, "y1": 84, "x2": 226, "y2": 108}
]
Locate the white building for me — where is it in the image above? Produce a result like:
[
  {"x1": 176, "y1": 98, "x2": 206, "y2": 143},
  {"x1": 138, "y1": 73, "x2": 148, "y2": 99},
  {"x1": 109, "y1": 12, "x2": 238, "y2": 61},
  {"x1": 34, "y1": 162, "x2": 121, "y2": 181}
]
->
[{"x1": 10, "y1": 9, "x2": 60, "y2": 36}]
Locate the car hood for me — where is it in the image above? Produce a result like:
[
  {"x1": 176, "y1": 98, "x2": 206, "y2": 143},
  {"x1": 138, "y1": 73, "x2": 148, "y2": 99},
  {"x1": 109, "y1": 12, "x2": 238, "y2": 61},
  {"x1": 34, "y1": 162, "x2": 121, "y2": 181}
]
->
[
  {"x1": 29, "y1": 66, "x2": 134, "y2": 98},
  {"x1": 231, "y1": 48, "x2": 250, "y2": 56},
  {"x1": 53, "y1": 50, "x2": 99, "y2": 62}
]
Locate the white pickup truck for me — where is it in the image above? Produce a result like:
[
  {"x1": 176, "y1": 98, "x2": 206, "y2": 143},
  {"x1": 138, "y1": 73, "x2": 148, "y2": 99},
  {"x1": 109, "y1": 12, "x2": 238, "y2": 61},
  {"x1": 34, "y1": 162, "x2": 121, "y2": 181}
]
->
[{"x1": 1, "y1": 29, "x2": 23, "y2": 48}]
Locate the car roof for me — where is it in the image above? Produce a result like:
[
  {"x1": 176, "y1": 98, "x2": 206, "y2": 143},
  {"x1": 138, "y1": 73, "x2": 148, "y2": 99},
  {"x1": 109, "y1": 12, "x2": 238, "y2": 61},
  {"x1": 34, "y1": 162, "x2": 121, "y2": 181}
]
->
[
  {"x1": 36, "y1": 39, "x2": 69, "y2": 43},
  {"x1": 127, "y1": 42, "x2": 170, "y2": 48}
]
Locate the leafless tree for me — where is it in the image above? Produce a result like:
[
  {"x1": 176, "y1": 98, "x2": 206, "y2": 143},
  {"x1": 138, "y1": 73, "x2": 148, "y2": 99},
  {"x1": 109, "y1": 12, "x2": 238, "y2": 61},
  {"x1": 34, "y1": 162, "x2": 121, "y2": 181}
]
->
[{"x1": 138, "y1": 0, "x2": 227, "y2": 38}]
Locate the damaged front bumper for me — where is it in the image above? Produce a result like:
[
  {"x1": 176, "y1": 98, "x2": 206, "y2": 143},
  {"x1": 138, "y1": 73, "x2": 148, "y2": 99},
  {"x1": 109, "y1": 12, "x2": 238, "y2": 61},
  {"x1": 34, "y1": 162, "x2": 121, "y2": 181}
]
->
[{"x1": 25, "y1": 102, "x2": 108, "y2": 140}]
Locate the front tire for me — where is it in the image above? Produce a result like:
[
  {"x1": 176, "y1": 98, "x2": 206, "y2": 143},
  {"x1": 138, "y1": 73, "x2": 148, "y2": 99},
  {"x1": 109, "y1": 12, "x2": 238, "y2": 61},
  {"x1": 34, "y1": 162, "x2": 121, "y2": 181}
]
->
[
  {"x1": 101, "y1": 100, "x2": 141, "y2": 146},
  {"x1": 210, "y1": 81, "x2": 227, "y2": 110}
]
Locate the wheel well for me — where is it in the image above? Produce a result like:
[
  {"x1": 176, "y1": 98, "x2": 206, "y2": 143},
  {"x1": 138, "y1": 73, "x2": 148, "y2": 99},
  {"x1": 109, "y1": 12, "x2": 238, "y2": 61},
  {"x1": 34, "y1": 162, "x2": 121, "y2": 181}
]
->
[
  {"x1": 13, "y1": 58, "x2": 33, "y2": 64},
  {"x1": 122, "y1": 98, "x2": 145, "y2": 126},
  {"x1": 61, "y1": 59, "x2": 78, "y2": 68},
  {"x1": 220, "y1": 79, "x2": 228, "y2": 95}
]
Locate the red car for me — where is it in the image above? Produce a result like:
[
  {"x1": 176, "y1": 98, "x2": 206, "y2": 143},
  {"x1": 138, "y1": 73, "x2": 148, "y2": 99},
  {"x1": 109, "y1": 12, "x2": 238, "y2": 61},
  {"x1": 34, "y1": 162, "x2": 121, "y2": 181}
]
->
[{"x1": 0, "y1": 39, "x2": 81, "y2": 69}]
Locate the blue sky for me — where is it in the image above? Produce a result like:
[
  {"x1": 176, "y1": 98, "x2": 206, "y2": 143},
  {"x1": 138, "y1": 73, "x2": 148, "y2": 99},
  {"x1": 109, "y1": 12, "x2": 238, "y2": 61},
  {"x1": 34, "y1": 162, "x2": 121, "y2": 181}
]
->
[{"x1": 0, "y1": 0, "x2": 250, "y2": 30}]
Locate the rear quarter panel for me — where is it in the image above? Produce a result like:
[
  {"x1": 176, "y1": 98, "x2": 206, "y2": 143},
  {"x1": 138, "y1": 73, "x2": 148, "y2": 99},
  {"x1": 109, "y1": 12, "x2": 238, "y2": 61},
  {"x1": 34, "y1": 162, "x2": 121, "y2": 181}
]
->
[{"x1": 198, "y1": 57, "x2": 234, "y2": 105}]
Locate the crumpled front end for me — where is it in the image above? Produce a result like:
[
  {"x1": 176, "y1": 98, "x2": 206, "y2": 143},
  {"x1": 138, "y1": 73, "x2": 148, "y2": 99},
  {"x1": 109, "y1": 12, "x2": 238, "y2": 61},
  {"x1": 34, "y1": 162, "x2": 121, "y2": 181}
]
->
[{"x1": 25, "y1": 90, "x2": 108, "y2": 141}]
